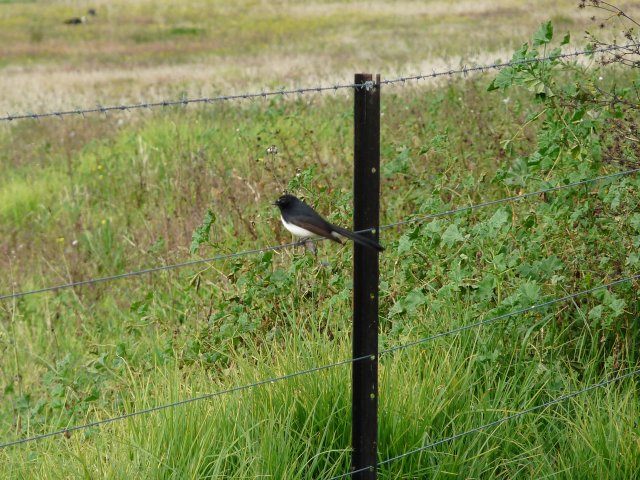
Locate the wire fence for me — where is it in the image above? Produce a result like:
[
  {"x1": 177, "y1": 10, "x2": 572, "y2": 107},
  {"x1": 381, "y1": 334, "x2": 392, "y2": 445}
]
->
[
  {"x1": 0, "y1": 43, "x2": 636, "y2": 123},
  {"x1": 2, "y1": 34, "x2": 639, "y2": 477},
  {"x1": 2, "y1": 272, "x2": 637, "y2": 450},
  {"x1": 1, "y1": 167, "x2": 637, "y2": 302}
]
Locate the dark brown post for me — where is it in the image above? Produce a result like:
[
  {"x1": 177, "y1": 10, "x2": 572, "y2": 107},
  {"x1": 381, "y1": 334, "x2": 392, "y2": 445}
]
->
[{"x1": 351, "y1": 73, "x2": 381, "y2": 479}]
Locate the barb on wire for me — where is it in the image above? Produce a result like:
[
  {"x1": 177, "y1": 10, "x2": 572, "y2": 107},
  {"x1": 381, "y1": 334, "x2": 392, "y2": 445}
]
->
[
  {"x1": 1, "y1": 43, "x2": 636, "y2": 123},
  {"x1": 0, "y1": 83, "x2": 366, "y2": 122},
  {"x1": 1, "y1": 168, "x2": 637, "y2": 302},
  {"x1": 0, "y1": 82, "x2": 365, "y2": 123},
  {"x1": 379, "y1": 43, "x2": 638, "y2": 86},
  {"x1": 1, "y1": 273, "x2": 636, "y2": 450},
  {"x1": 332, "y1": 367, "x2": 640, "y2": 479}
]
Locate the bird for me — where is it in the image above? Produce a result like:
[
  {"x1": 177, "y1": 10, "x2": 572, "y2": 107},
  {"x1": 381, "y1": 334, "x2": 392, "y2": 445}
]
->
[
  {"x1": 274, "y1": 194, "x2": 384, "y2": 252},
  {"x1": 64, "y1": 16, "x2": 87, "y2": 25}
]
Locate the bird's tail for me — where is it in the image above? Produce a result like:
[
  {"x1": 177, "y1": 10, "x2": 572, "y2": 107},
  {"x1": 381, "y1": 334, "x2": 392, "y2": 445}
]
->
[{"x1": 331, "y1": 225, "x2": 384, "y2": 252}]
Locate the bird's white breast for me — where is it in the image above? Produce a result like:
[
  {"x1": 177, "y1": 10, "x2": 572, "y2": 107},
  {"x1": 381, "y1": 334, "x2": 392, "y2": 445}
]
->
[{"x1": 281, "y1": 217, "x2": 315, "y2": 238}]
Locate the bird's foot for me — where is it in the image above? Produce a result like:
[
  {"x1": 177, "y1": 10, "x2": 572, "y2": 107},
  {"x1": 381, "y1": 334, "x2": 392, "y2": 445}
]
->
[{"x1": 303, "y1": 239, "x2": 317, "y2": 256}]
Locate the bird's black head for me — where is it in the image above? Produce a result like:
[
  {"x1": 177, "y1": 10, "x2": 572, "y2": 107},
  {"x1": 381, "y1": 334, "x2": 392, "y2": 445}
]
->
[{"x1": 274, "y1": 194, "x2": 298, "y2": 210}]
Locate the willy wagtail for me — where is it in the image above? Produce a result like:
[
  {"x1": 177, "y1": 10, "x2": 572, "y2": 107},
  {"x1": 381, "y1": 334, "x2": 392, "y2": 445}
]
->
[{"x1": 274, "y1": 194, "x2": 384, "y2": 252}]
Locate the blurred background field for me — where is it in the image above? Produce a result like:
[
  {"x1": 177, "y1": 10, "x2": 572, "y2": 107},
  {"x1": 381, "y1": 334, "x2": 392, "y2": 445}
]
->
[{"x1": 0, "y1": 0, "x2": 617, "y2": 113}]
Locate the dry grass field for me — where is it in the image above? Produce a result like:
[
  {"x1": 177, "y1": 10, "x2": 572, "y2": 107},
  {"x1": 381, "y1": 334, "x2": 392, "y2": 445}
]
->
[{"x1": 0, "y1": 0, "x2": 630, "y2": 114}]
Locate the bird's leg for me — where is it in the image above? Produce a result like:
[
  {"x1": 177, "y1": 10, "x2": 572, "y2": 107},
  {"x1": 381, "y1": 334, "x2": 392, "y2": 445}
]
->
[
  {"x1": 291, "y1": 238, "x2": 307, "y2": 255},
  {"x1": 304, "y1": 239, "x2": 317, "y2": 256}
]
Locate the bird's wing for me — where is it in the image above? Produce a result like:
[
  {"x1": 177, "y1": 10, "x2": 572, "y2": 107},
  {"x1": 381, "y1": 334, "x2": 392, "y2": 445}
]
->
[{"x1": 291, "y1": 215, "x2": 343, "y2": 244}]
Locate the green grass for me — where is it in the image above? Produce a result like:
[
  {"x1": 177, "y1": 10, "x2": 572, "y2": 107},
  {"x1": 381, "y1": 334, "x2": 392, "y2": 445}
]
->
[
  {"x1": 1, "y1": 1, "x2": 640, "y2": 478},
  {"x1": 1, "y1": 77, "x2": 638, "y2": 476}
]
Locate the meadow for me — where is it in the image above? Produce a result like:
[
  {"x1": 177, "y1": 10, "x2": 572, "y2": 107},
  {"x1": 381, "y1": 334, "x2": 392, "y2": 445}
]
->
[{"x1": 1, "y1": 0, "x2": 639, "y2": 478}]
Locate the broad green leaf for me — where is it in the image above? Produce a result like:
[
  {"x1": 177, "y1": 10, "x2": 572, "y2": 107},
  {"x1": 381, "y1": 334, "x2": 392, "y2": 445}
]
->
[
  {"x1": 608, "y1": 296, "x2": 626, "y2": 317},
  {"x1": 519, "y1": 281, "x2": 542, "y2": 305},
  {"x1": 487, "y1": 208, "x2": 510, "y2": 232},
  {"x1": 389, "y1": 288, "x2": 427, "y2": 316},
  {"x1": 190, "y1": 208, "x2": 216, "y2": 254},
  {"x1": 397, "y1": 234, "x2": 413, "y2": 255},
  {"x1": 488, "y1": 67, "x2": 515, "y2": 91},
  {"x1": 511, "y1": 42, "x2": 530, "y2": 61},
  {"x1": 269, "y1": 268, "x2": 287, "y2": 283},
  {"x1": 588, "y1": 304, "x2": 604, "y2": 321},
  {"x1": 476, "y1": 274, "x2": 497, "y2": 302},
  {"x1": 533, "y1": 21, "x2": 553, "y2": 46},
  {"x1": 442, "y1": 224, "x2": 464, "y2": 247},
  {"x1": 403, "y1": 289, "x2": 427, "y2": 315}
]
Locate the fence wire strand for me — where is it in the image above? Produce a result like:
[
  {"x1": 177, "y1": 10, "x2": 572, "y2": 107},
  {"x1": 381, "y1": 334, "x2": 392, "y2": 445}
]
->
[
  {"x1": 0, "y1": 43, "x2": 635, "y2": 123},
  {"x1": 331, "y1": 367, "x2": 640, "y2": 479},
  {"x1": 379, "y1": 43, "x2": 637, "y2": 85},
  {"x1": 381, "y1": 273, "x2": 640, "y2": 356},
  {"x1": 0, "y1": 241, "x2": 299, "y2": 302},
  {"x1": 380, "y1": 167, "x2": 640, "y2": 232},
  {"x1": 2, "y1": 168, "x2": 637, "y2": 303},
  {"x1": 0, "y1": 352, "x2": 367, "y2": 450},
  {"x1": 0, "y1": 81, "x2": 368, "y2": 122},
  {"x1": 1, "y1": 273, "x2": 636, "y2": 450}
]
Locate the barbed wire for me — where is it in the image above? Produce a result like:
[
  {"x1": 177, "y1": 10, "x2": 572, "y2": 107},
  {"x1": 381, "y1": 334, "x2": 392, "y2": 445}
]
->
[
  {"x1": 0, "y1": 81, "x2": 371, "y2": 123},
  {"x1": 379, "y1": 42, "x2": 638, "y2": 86},
  {"x1": 1, "y1": 272, "x2": 636, "y2": 450},
  {"x1": 331, "y1": 367, "x2": 640, "y2": 479},
  {"x1": 1, "y1": 167, "x2": 637, "y2": 302},
  {"x1": 0, "y1": 43, "x2": 635, "y2": 123}
]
